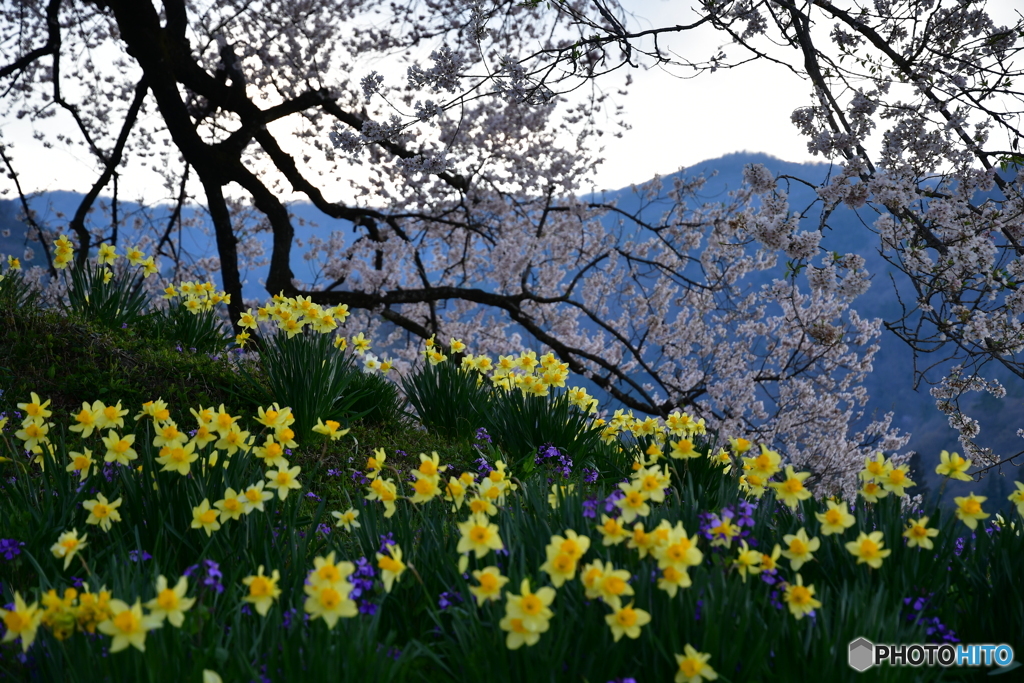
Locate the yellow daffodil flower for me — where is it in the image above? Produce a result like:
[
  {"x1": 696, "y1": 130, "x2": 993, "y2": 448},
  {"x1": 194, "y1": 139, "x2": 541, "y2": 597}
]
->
[
  {"x1": 96, "y1": 244, "x2": 118, "y2": 265},
  {"x1": 242, "y1": 566, "x2": 281, "y2": 616},
  {"x1": 468, "y1": 566, "x2": 509, "y2": 607},
  {"x1": 66, "y1": 448, "x2": 96, "y2": 482},
  {"x1": 743, "y1": 444, "x2": 783, "y2": 479},
  {"x1": 881, "y1": 464, "x2": 915, "y2": 496},
  {"x1": 191, "y1": 499, "x2": 221, "y2": 536},
  {"x1": 366, "y1": 478, "x2": 399, "y2": 518},
  {"x1": 783, "y1": 574, "x2": 822, "y2": 620},
  {"x1": 311, "y1": 418, "x2": 349, "y2": 441},
  {"x1": 815, "y1": 500, "x2": 856, "y2": 535},
  {"x1": 935, "y1": 450, "x2": 972, "y2": 481},
  {"x1": 1009, "y1": 481, "x2": 1024, "y2": 519},
  {"x1": 858, "y1": 481, "x2": 888, "y2": 503},
  {"x1": 252, "y1": 435, "x2": 289, "y2": 469},
  {"x1": 904, "y1": 516, "x2": 940, "y2": 550},
  {"x1": 657, "y1": 565, "x2": 693, "y2": 598},
  {"x1": 51, "y1": 529, "x2": 87, "y2": 570},
  {"x1": 213, "y1": 489, "x2": 247, "y2": 523},
  {"x1": 304, "y1": 582, "x2": 357, "y2": 629},
  {"x1": 615, "y1": 482, "x2": 650, "y2": 523},
  {"x1": 376, "y1": 544, "x2": 407, "y2": 593},
  {"x1": 606, "y1": 602, "x2": 651, "y2": 642},
  {"x1": 156, "y1": 441, "x2": 199, "y2": 476},
  {"x1": 145, "y1": 576, "x2": 195, "y2": 627},
  {"x1": 733, "y1": 540, "x2": 763, "y2": 582},
  {"x1": 242, "y1": 481, "x2": 274, "y2": 514},
  {"x1": 652, "y1": 522, "x2": 704, "y2": 572},
  {"x1": 101, "y1": 431, "x2": 137, "y2": 466},
  {"x1": 500, "y1": 578, "x2": 554, "y2": 649},
  {"x1": 770, "y1": 466, "x2": 813, "y2": 509},
  {"x1": 596, "y1": 514, "x2": 630, "y2": 546},
  {"x1": 17, "y1": 392, "x2": 52, "y2": 423},
  {"x1": 954, "y1": 493, "x2": 989, "y2": 530},
  {"x1": 97, "y1": 599, "x2": 162, "y2": 652},
  {"x1": 457, "y1": 513, "x2": 504, "y2": 559},
  {"x1": 307, "y1": 552, "x2": 355, "y2": 591},
  {"x1": 69, "y1": 402, "x2": 101, "y2": 438},
  {"x1": 675, "y1": 644, "x2": 718, "y2": 683},
  {"x1": 332, "y1": 508, "x2": 360, "y2": 531},
  {"x1": 859, "y1": 452, "x2": 892, "y2": 482},
  {"x1": 846, "y1": 531, "x2": 891, "y2": 568},
  {"x1": 781, "y1": 528, "x2": 820, "y2": 571},
  {"x1": 265, "y1": 465, "x2": 302, "y2": 500},
  {"x1": 0, "y1": 592, "x2": 43, "y2": 652},
  {"x1": 83, "y1": 493, "x2": 123, "y2": 533},
  {"x1": 669, "y1": 438, "x2": 701, "y2": 459},
  {"x1": 596, "y1": 564, "x2": 634, "y2": 611}
]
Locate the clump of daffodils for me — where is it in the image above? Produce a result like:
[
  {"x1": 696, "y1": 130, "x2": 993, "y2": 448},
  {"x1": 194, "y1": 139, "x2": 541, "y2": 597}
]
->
[
  {"x1": 161, "y1": 280, "x2": 231, "y2": 314},
  {"x1": 235, "y1": 294, "x2": 355, "y2": 348},
  {"x1": 51, "y1": 237, "x2": 160, "y2": 277}
]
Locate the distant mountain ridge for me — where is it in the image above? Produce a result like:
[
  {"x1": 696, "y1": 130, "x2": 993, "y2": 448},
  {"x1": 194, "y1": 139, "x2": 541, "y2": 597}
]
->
[{"x1": 2, "y1": 151, "x2": 1021, "y2": 503}]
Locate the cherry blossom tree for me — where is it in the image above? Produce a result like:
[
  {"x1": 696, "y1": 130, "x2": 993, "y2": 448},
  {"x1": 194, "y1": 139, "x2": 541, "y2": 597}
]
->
[
  {"x1": 0, "y1": 0, "x2": 934, "y2": 493},
  {"x1": 491, "y1": 0, "x2": 1024, "y2": 475}
]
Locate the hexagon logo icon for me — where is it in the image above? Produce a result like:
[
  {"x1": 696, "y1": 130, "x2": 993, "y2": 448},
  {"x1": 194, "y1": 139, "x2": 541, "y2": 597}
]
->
[{"x1": 848, "y1": 637, "x2": 875, "y2": 672}]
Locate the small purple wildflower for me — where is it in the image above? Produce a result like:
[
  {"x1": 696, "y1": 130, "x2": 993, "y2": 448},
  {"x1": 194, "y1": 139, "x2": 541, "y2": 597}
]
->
[
  {"x1": 183, "y1": 559, "x2": 225, "y2": 594},
  {"x1": 127, "y1": 550, "x2": 152, "y2": 563},
  {"x1": 603, "y1": 489, "x2": 625, "y2": 516},
  {"x1": 350, "y1": 558, "x2": 376, "y2": 601},
  {"x1": 475, "y1": 427, "x2": 492, "y2": 444},
  {"x1": 306, "y1": 491, "x2": 321, "y2": 501},
  {"x1": 737, "y1": 499, "x2": 757, "y2": 527},
  {"x1": 378, "y1": 532, "x2": 397, "y2": 557},
  {"x1": 535, "y1": 443, "x2": 573, "y2": 479},
  {"x1": 902, "y1": 593, "x2": 959, "y2": 643},
  {"x1": 475, "y1": 456, "x2": 493, "y2": 473},
  {"x1": 582, "y1": 467, "x2": 599, "y2": 484},
  {"x1": 582, "y1": 497, "x2": 599, "y2": 519},
  {"x1": 438, "y1": 591, "x2": 462, "y2": 611},
  {"x1": 327, "y1": 468, "x2": 342, "y2": 477},
  {"x1": 0, "y1": 539, "x2": 25, "y2": 561}
]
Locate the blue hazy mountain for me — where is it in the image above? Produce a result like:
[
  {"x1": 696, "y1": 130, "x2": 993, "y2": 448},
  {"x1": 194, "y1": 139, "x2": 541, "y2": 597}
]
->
[{"x1": 2, "y1": 152, "x2": 1021, "y2": 503}]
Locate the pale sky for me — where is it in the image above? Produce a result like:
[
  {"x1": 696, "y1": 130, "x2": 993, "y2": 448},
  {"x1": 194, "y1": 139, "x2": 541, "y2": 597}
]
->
[
  {"x1": 0, "y1": 0, "x2": 1016, "y2": 201},
  {"x1": 0, "y1": 0, "x2": 821, "y2": 204},
  {"x1": 582, "y1": 0, "x2": 819, "y2": 191}
]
